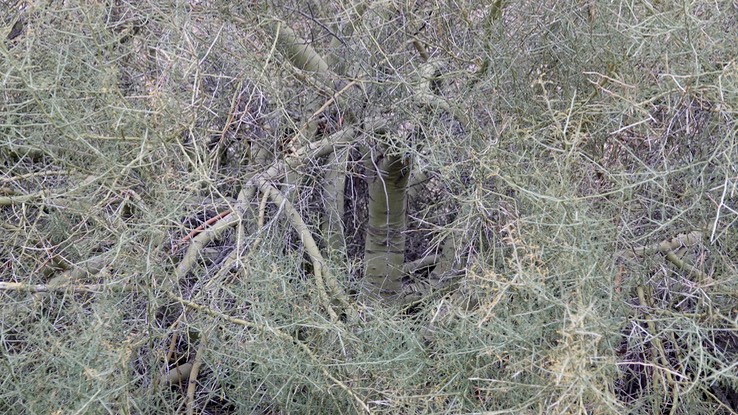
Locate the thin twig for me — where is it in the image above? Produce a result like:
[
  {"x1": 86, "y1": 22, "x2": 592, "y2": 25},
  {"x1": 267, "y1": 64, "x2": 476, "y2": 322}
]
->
[{"x1": 166, "y1": 291, "x2": 372, "y2": 414}]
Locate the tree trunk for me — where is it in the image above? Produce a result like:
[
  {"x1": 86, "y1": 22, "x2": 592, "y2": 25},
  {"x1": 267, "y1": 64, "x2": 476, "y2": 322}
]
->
[{"x1": 362, "y1": 150, "x2": 409, "y2": 303}]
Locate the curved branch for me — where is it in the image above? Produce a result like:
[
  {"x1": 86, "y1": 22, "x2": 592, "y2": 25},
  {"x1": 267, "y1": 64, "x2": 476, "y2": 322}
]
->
[
  {"x1": 412, "y1": 60, "x2": 470, "y2": 127},
  {"x1": 173, "y1": 212, "x2": 240, "y2": 286},
  {"x1": 174, "y1": 128, "x2": 357, "y2": 320},
  {"x1": 255, "y1": 178, "x2": 349, "y2": 322},
  {"x1": 272, "y1": 20, "x2": 330, "y2": 74}
]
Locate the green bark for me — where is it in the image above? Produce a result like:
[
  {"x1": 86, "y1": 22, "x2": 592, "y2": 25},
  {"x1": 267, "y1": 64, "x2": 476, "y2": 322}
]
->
[
  {"x1": 322, "y1": 150, "x2": 347, "y2": 258},
  {"x1": 363, "y1": 150, "x2": 410, "y2": 302},
  {"x1": 272, "y1": 21, "x2": 329, "y2": 74}
]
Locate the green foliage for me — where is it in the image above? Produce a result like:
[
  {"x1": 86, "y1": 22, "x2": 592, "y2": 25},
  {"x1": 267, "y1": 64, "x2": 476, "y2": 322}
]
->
[{"x1": 1, "y1": 0, "x2": 737, "y2": 414}]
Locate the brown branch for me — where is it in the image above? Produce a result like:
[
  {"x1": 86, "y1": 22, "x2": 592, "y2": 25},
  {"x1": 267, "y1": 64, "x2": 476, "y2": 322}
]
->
[{"x1": 175, "y1": 209, "x2": 233, "y2": 252}]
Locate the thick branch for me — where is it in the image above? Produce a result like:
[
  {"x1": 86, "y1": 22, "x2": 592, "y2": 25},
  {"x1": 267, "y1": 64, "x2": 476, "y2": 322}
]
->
[
  {"x1": 255, "y1": 178, "x2": 345, "y2": 322},
  {"x1": 363, "y1": 150, "x2": 410, "y2": 302}
]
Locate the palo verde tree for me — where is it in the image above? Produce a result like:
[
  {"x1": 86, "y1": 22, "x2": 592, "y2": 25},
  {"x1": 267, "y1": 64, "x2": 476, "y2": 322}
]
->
[
  {"x1": 2, "y1": 1, "x2": 737, "y2": 414},
  {"x1": 170, "y1": 3, "x2": 478, "y2": 311}
]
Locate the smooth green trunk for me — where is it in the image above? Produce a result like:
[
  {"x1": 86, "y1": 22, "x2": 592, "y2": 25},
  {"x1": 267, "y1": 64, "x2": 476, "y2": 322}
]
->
[{"x1": 363, "y1": 152, "x2": 409, "y2": 302}]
